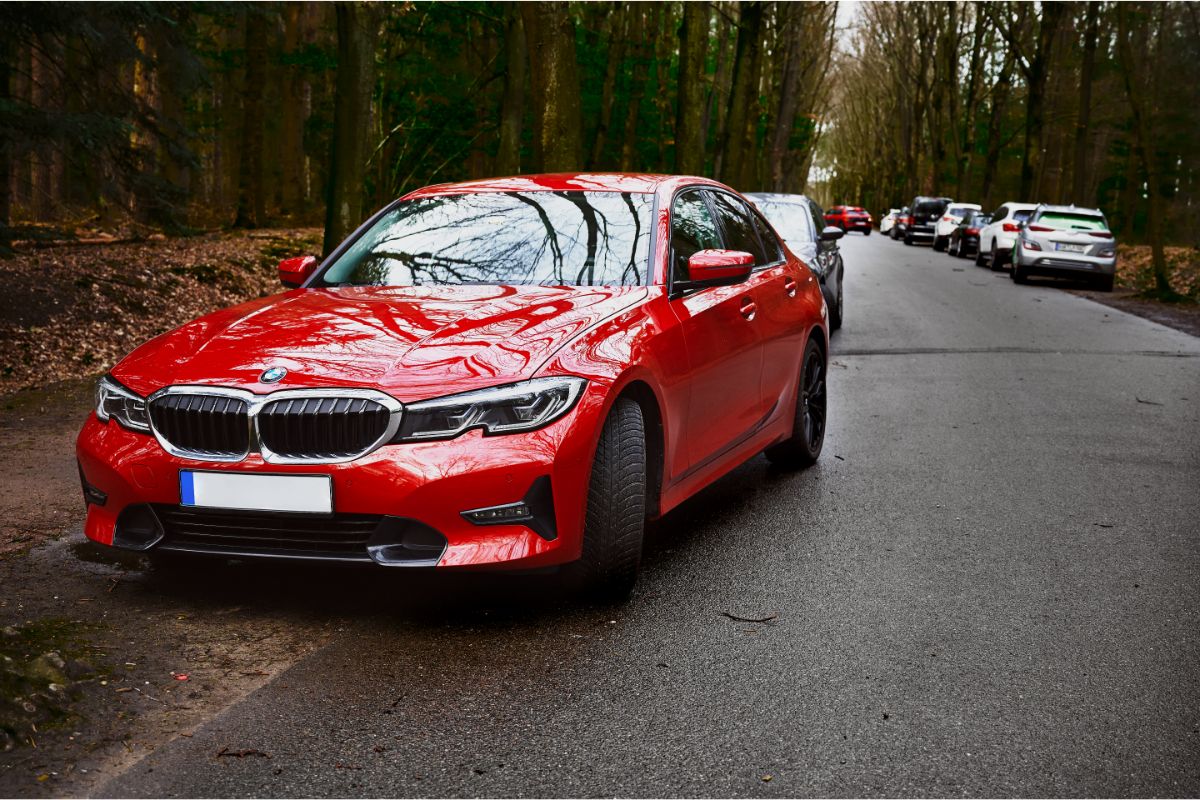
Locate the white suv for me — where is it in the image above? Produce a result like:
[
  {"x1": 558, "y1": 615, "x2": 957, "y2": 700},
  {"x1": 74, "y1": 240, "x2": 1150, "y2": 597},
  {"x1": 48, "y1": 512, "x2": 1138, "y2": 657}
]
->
[
  {"x1": 933, "y1": 203, "x2": 981, "y2": 252},
  {"x1": 976, "y1": 202, "x2": 1038, "y2": 271},
  {"x1": 1011, "y1": 205, "x2": 1117, "y2": 291}
]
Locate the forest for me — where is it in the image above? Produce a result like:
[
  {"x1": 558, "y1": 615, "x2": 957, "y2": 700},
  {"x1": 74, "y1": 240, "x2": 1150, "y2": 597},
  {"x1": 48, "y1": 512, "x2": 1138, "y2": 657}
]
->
[{"x1": 0, "y1": 1, "x2": 1196, "y2": 292}]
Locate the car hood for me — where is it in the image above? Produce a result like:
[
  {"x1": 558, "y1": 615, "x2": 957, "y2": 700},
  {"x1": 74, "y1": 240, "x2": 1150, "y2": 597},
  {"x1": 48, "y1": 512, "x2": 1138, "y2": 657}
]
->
[{"x1": 112, "y1": 285, "x2": 649, "y2": 402}]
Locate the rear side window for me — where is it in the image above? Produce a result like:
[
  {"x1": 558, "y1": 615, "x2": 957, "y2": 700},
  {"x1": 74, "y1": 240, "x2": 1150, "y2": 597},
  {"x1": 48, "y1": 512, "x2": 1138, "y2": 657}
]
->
[
  {"x1": 947, "y1": 206, "x2": 974, "y2": 217},
  {"x1": 809, "y1": 201, "x2": 827, "y2": 235},
  {"x1": 711, "y1": 192, "x2": 768, "y2": 266},
  {"x1": 1012, "y1": 209, "x2": 1034, "y2": 223},
  {"x1": 752, "y1": 200, "x2": 813, "y2": 245},
  {"x1": 1038, "y1": 212, "x2": 1106, "y2": 230},
  {"x1": 994, "y1": 206, "x2": 1008, "y2": 221},
  {"x1": 749, "y1": 209, "x2": 784, "y2": 263},
  {"x1": 670, "y1": 190, "x2": 722, "y2": 284}
]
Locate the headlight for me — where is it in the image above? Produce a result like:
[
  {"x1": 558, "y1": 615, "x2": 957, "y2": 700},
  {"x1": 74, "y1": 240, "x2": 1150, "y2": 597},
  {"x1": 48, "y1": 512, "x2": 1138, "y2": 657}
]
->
[
  {"x1": 393, "y1": 376, "x2": 586, "y2": 442},
  {"x1": 95, "y1": 376, "x2": 151, "y2": 432}
]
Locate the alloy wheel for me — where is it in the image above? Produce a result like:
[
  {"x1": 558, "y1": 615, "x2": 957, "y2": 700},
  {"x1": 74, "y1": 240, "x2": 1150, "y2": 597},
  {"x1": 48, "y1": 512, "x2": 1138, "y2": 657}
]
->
[{"x1": 801, "y1": 349, "x2": 826, "y2": 450}]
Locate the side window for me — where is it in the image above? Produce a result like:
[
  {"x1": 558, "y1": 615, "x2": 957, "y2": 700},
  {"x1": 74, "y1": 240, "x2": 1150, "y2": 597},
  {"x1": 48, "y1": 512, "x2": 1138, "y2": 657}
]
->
[
  {"x1": 749, "y1": 208, "x2": 784, "y2": 263},
  {"x1": 808, "y1": 201, "x2": 826, "y2": 238},
  {"x1": 710, "y1": 192, "x2": 768, "y2": 266},
  {"x1": 670, "y1": 190, "x2": 722, "y2": 284},
  {"x1": 994, "y1": 206, "x2": 1007, "y2": 222}
]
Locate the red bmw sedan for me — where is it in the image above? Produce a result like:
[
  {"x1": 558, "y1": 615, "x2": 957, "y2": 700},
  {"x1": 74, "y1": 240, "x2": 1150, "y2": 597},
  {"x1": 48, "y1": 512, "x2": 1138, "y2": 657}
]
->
[{"x1": 76, "y1": 174, "x2": 829, "y2": 599}]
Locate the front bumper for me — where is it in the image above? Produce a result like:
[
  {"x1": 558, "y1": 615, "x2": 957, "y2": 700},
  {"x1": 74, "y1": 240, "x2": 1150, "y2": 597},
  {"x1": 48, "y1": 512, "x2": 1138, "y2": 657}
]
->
[{"x1": 76, "y1": 382, "x2": 609, "y2": 570}]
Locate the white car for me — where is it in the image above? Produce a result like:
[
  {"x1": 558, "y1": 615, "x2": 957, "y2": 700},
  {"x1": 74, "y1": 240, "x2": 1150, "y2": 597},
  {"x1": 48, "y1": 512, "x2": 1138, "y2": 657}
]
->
[
  {"x1": 1011, "y1": 204, "x2": 1117, "y2": 291},
  {"x1": 879, "y1": 209, "x2": 900, "y2": 235},
  {"x1": 933, "y1": 203, "x2": 981, "y2": 252},
  {"x1": 976, "y1": 202, "x2": 1038, "y2": 270}
]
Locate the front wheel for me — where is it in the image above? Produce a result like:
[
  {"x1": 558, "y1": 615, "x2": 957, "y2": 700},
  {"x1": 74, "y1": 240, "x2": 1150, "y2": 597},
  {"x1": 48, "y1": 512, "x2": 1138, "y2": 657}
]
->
[
  {"x1": 765, "y1": 338, "x2": 826, "y2": 470},
  {"x1": 989, "y1": 242, "x2": 1004, "y2": 272},
  {"x1": 564, "y1": 397, "x2": 646, "y2": 602}
]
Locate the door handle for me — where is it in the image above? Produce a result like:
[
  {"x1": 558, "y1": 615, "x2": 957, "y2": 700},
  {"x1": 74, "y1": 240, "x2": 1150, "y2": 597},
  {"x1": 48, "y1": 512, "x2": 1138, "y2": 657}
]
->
[
  {"x1": 739, "y1": 297, "x2": 757, "y2": 320},
  {"x1": 783, "y1": 277, "x2": 798, "y2": 297}
]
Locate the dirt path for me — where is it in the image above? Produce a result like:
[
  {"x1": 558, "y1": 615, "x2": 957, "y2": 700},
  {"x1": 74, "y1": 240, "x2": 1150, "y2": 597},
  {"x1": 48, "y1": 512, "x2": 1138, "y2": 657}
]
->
[{"x1": 0, "y1": 383, "x2": 333, "y2": 797}]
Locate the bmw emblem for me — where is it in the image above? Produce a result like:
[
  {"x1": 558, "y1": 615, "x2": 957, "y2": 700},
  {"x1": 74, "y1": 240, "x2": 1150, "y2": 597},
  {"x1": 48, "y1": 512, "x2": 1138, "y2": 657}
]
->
[{"x1": 259, "y1": 366, "x2": 288, "y2": 384}]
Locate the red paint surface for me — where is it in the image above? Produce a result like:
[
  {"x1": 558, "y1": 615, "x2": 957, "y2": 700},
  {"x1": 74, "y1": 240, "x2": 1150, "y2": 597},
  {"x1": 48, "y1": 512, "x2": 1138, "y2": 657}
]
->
[{"x1": 77, "y1": 173, "x2": 828, "y2": 569}]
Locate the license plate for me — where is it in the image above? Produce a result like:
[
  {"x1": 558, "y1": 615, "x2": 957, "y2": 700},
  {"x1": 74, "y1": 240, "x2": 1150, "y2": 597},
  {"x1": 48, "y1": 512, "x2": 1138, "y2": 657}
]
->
[
  {"x1": 180, "y1": 471, "x2": 332, "y2": 514},
  {"x1": 1056, "y1": 243, "x2": 1087, "y2": 253}
]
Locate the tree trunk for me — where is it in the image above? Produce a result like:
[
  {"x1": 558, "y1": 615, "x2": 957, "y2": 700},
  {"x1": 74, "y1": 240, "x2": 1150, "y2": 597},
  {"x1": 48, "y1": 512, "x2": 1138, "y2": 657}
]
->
[
  {"x1": 0, "y1": 32, "x2": 12, "y2": 238},
  {"x1": 496, "y1": 3, "x2": 527, "y2": 176},
  {"x1": 1117, "y1": 3, "x2": 1171, "y2": 295},
  {"x1": 235, "y1": 8, "x2": 269, "y2": 228},
  {"x1": 768, "y1": 4, "x2": 804, "y2": 192},
  {"x1": 619, "y1": 7, "x2": 652, "y2": 172},
  {"x1": 280, "y1": 4, "x2": 307, "y2": 215},
  {"x1": 1071, "y1": 1, "x2": 1099, "y2": 205},
  {"x1": 675, "y1": 1, "x2": 709, "y2": 175},
  {"x1": 981, "y1": 51, "x2": 1014, "y2": 209},
  {"x1": 704, "y1": 5, "x2": 733, "y2": 163},
  {"x1": 956, "y1": 11, "x2": 987, "y2": 197},
  {"x1": 719, "y1": 1, "x2": 765, "y2": 188},
  {"x1": 1017, "y1": 2, "x2": 1066, "y2": 199},
  {"x1": 521, "y1": 2, "x2": 583, "y2": 172},
  {"x1": 588, "y1": 5, "x2": 626, "y2": 169},
  {"x1": 323, "y1": 2, "x2": 380, "y2": 256}
]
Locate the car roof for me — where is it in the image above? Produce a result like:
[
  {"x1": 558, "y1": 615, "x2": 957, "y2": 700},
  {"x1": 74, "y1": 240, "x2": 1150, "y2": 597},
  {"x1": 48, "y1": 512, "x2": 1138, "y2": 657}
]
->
[
  {"x1": 744, "y1": 192, "x2": 813, "y2": 206},
  {"x1": 403, "y1": 173, "x2": 727, "y2": 200},
  {"x1": 1035, "y1": 203, "x2": 1105, "y2": 216},
  {"x1": 997, "y1": 202, "x2": 1039, "y2": 211},
  {"x1": 949, "y1": 202, "x2": 982, "y2": 209}
]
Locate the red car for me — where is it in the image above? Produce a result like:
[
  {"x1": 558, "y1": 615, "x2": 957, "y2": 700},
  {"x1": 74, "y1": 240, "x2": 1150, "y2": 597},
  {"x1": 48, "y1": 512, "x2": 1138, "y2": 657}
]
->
[
  {"x1": 76, "y1": 174, "x2": 829, "y2": 600},
  {"x1": 825, "y1": 205, "x2": 873, "y2": 235}
]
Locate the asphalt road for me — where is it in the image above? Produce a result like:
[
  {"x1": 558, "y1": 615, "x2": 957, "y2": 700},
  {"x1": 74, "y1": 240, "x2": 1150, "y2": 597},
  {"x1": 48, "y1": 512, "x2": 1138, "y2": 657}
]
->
[{"x1": 100, "y1": 233, "x2": 1200, "y2": 797}]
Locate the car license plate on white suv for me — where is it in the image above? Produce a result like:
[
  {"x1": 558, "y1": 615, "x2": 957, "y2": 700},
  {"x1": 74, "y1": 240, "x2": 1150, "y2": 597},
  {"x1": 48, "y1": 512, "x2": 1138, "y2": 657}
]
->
[
  {"x1": 180, "y1": 471, "x2": 333, "y2": 514},
  {"x1": 1056, "y1": 243, "x2": 1087, "y2": 253}
]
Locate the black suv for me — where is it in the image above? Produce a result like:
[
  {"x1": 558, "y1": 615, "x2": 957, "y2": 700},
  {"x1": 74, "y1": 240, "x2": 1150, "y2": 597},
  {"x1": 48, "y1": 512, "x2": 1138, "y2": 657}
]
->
[{"x1": 903, "y1": 196, "x2": 953, "y2": 246}]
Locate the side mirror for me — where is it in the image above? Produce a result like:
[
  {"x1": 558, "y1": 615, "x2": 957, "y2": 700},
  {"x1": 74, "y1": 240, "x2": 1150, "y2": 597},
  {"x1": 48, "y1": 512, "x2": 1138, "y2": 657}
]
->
[
  {"x1": 279, "y1": 255, "x2": 319, "y2": 288},
  {"x1": 820, "y1": 226, "x2": 845, "y2": 242},
  {"x1": 686, "y1": 249, "x2": 754, "y2": 286}
]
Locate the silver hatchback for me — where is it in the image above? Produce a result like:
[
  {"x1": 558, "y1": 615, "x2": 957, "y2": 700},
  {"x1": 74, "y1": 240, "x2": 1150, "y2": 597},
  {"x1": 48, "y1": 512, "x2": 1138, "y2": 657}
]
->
[{"x1": 1011, "y1": 205, "x2": 1117, "y2": 291}]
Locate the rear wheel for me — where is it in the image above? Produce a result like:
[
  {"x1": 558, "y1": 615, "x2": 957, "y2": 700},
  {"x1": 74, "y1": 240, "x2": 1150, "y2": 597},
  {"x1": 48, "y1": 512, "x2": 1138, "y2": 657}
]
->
[
  {"x1": 1011, "y1": 257, "x2": 1029, "y2": 284},
  {"x1": 864, "y1": 228, "x2": 871, "y2": 236},
  {"x1": 564, "y1": 397, "x2": 646, "y2": 602},
  {"x1": 765, "y1": 338, "x2": 826, "y2": 470},
  {"x1": 975, "y1": 241, "x2": 988, "y2": 266},
  {"x1": 904, "y1": 233, "x2": 913, "y2": 245},
  {"x1": 933, "y1": 236, "x2": 946, "y2": 252},
  {"x1": 989, "y1": 242, "x2": 1003, "y2": 272}
]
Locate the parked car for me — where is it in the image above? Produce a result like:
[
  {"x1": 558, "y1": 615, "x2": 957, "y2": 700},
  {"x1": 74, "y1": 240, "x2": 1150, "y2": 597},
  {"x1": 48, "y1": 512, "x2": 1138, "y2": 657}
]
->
[
  {"x1": 947, "y1": 210, "x2": 991, "y2": 258},
  {"x1": 1010, "y1": 204, "x2": 1117, "y2": 291},
  {"x1": 890, "y1": 206, "x2": 910, "y2": 240},
  {"x1": 825, "y1": 205, "x2": 873, "y2": 235},
  {"x1": 747, "y1": 192, "x2": 846, "y2": 331},
  {"x1": 976, "y1": 202, "x2": 1038, "y2": 270},
  {"x1": 879, "y1": 208, "x2": 900, "y2": 235},
  {"x1": 902, "y1": 196, "x2": 953, "y2": 245},
  {"x1": 76, "y1": 174, "x2": 831, "y2": 601},
  {"x1": 933, "y1": 203, "x2": 982, "y2": 252}
]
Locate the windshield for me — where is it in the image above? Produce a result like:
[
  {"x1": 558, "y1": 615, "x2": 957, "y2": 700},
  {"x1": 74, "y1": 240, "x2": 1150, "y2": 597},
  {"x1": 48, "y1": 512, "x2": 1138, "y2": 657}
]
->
[
  {"x1": 1038, "y1": 212, "x2": 1108, "y2": 231},
  {"x1": 319, "y1": 191, "x2": 654, "y2": 287},
  {"x1": 750, "y1": 200, "x2": 813, "y2": 244}
]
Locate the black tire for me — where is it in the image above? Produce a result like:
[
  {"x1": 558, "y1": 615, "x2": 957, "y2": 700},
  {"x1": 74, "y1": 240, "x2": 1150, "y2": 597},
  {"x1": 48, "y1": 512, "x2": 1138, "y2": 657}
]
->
[
  {"x1": 565, "y1": 397, "x2": 646, "y2": 602},
  {"x1": 975, "y1": 241, "x2": 987, "y2": 266},
  {"x1": 864, "y1": 228, "x2": 871, "y2": 236},
  {"x1": 1095, "y1": 274, "x2": 1114, "y2": 292},
  {"x1": 903, "y1": 233, "x2": 913, "y2": 245},
  {"x1": 765, "y1": 338, "x2": 826, "y2": 470},
  {"x1": 988, "y1": 242, "x2": 1004, "y2": 272},
  {"x1": 1011, "y1": 259, "x2": 1028, "y2": 284},
  {"x1": 828, "y1": 279, "x2": 843, "y2": 331},
  {"x1": 933, "y1": 236, "x2": 946, "y2": 252}
]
